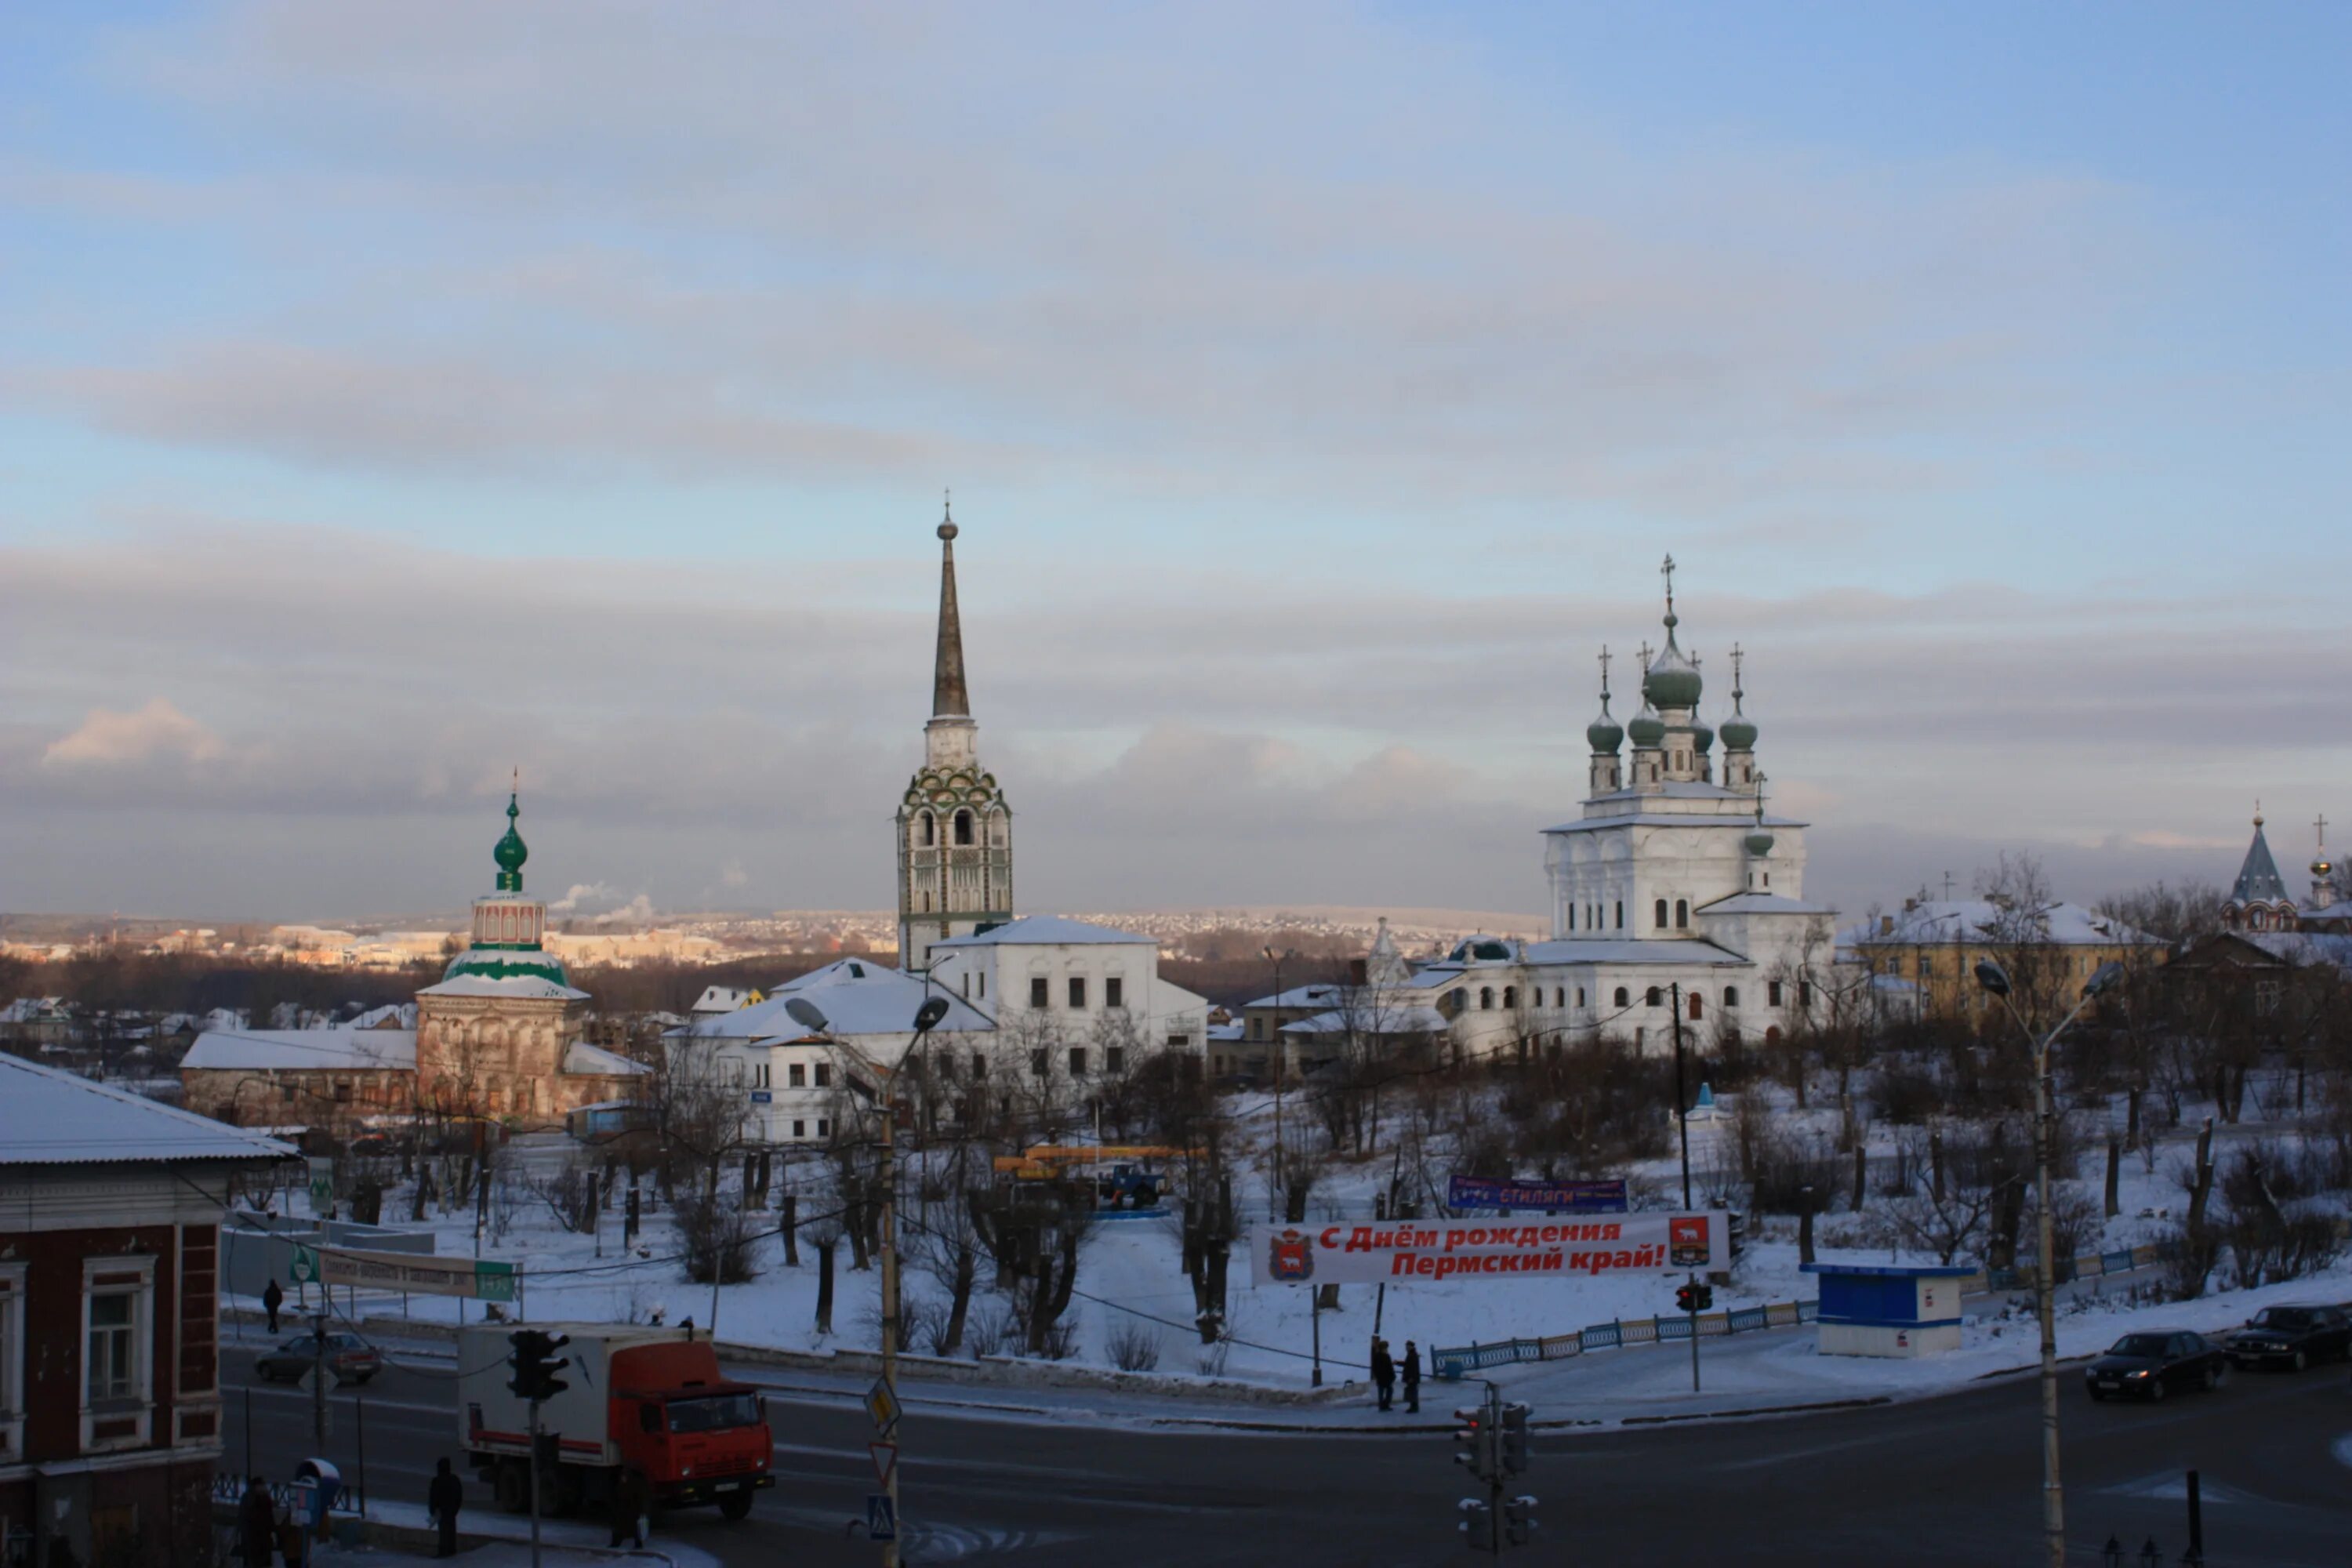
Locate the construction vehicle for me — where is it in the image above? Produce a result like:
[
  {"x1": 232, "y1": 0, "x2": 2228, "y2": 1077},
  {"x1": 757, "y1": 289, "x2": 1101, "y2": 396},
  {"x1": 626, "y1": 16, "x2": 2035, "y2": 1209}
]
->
[
  {"x1": 989, "y1": 1145, "x2": 1203, "y2": 1210},
  {"x1": 457, "y1": 1323, "x2": 774, "y2": 1521}
]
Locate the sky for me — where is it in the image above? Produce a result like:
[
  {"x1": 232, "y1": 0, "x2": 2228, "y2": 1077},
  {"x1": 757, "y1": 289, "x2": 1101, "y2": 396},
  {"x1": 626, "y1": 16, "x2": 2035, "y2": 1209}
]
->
[{"x1": 2, "y1": 2, "x2": 2348, "y2": 925}]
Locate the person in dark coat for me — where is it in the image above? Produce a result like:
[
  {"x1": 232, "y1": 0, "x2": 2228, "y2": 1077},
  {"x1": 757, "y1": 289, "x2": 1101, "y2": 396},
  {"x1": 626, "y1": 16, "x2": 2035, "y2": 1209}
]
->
[
  {"x1": 262, "y1": 1279, "x2": 285, "y2": 1334},
  {"x1": 427, "y1": 1457, "x2": 465, "y2": 1558},
  {"x1": 608, "y1": 1467, "x2": 652, "y2": 1548},
  {"x1": 1370, "y1": 1338, "x2": 1396, "y2": 1411},
  {"x1": 238, "y1": 1476, "x2": 277, "y2": 1568},
  {"x1": 1401, "y1": 1341, "x2": 1422, "y2": 1414}
]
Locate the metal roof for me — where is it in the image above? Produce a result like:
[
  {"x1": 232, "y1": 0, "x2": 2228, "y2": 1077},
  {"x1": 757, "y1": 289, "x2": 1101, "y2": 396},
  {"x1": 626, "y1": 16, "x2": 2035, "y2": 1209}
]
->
[{"x1": 0, "y1": 1054, "x2": 298, "y2": 1166}]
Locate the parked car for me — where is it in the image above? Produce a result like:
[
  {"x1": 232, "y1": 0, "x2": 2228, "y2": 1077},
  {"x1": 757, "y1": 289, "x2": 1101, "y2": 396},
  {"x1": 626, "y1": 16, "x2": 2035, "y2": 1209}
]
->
[
  {"x1": 2084, "y1": 1330, "x2": 2227, "y2": 1401},
  {"x1": 256, "y1": 1332, "x2": 381, "y2": 1385},
  {"x1": 2225, "y1": 1305, "x2": 2352, "y2": 1371}
]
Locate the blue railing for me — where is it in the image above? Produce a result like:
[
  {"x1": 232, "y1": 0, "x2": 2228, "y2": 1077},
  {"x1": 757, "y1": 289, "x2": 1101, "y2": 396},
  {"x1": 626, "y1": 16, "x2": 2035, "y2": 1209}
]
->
[{"x1": 1432, "y1": 1299, "x2": 1817, "y2": 1380}]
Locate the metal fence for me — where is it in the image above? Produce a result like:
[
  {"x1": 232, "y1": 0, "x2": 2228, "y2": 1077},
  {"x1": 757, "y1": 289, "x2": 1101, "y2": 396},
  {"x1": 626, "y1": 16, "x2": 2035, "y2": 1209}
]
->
[{"x1": 1431, "y1": 1299, "x2": 1818, "y2": 1379}]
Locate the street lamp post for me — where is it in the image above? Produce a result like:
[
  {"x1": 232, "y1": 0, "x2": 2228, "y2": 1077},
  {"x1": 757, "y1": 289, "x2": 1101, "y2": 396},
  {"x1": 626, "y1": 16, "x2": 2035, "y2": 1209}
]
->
[
  {"x1": 1973, "y1": 956, "x2": 2122, "y2": 1568},
  {"x1": 1668, "y1": 982, "x2": 1698, "y2": 1393},
  {"x1": 1262, "y1": 946, "x2": 1293, "y2": 1200},
  {"x1": 786, "y1": 991, "x2": 951, "y2": 1568}
]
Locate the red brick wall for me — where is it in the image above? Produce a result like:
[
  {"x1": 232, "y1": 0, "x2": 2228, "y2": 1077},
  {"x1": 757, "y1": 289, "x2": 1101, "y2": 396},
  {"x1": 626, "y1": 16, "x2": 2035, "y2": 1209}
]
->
[{"x1": 17, "y1": 1222, "x2": 181, "y2": 1465}]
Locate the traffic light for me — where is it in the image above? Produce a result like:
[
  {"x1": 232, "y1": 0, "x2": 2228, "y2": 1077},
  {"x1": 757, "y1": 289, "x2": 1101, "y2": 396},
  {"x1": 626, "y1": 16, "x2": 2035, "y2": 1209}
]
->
[
  {"x1": 1675, "y1": 1283, "x2": 1698, "y2": 1314},
  {"x1": 1503, "y1": 1494, "x2": 1538, "y2": 1547},
  {"x1": 1452, "y1": 1405, "x2": 1496, "y2": 1482},
  {"x1": 1499, "y1": 1403, "x2": 1530, "y2": 1475},
  {"x1": 1457, "y1": 1497, "x2": 1492, "y2": 1550},
  {"x1": 506, "y1": 1330, "x2": 573, "y2": 1401},
  {"x1": 1694, "y1": 1283, "x2": 1715, "y2": 1311}
]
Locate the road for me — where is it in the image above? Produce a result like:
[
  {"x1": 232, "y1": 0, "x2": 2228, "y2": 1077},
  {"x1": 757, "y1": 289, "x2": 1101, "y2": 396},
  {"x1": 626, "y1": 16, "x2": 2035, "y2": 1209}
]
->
[{"x1": 220, "y1": 1340, "x2": 2352, "y2": 1566}]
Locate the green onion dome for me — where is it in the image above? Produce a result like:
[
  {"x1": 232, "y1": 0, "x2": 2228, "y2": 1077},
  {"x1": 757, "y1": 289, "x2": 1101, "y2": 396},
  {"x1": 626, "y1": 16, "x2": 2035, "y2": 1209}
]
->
[
  {"x1": 492, "y1": 792, "x2": 528, "y2": 892},
  {"x1": 1745, "y1": 829, "x2": 1776, "y2": 857},
  {"x1": 1627, "y1": 703, "x2": 1666, "y2": 747},
  {"x1": 1642, "y1": 619, "x2": 1703, "y2": 710},
  {"x1": 1690, "y1": 720, "x2": 1714, "y2": 753},
  {"x1": 1586, "y1": 699, "x2": 1624, "y2": 753},
  {"x1": 1720, "y1": 713, "x2": 1759, "y2": 750}
]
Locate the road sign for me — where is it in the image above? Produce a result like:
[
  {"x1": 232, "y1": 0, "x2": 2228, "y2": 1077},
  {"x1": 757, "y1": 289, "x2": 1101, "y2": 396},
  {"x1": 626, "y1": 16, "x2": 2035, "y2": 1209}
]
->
[
  {"x1": 318, "y1": 1247, "x2": 516, "y2": 1301},
  {"x1": 863, "y1": 1377, "x2": 902, "y2": 1435},
  {"x1": 869, "y1": 1442, "x2": 898, "y2": 1489},
  {"x1": 750, "y1": 1090, "x2": 773, "y2": 1103},
  {"x1": 307, "y1": 1157, "x2": 335, "y2": 1213},
  {"x1": 287, "y1": 1244, "x2": 320, "y2": 1285},
  {"x1": 866, "y1": 1493, "x2": 897, "y2": 1541}
]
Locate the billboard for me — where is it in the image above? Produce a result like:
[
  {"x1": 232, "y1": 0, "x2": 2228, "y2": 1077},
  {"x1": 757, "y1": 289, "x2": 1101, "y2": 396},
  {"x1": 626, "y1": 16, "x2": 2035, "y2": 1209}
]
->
[
  {"x1": 1446, "y1": 1175, "x2": 1628, "y2": 1213},
  {"x1": 318, "y1": 1247, "x2": 517, "y2": 1301},
  {"x1": 1250, "y1": 1211, "x2": 1730, "y2": 1286}
]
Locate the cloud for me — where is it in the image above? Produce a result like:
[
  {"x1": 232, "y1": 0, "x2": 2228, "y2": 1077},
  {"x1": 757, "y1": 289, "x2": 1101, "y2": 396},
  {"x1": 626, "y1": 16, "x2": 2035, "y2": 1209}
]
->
[{"x1": 42, "y1": 698, "x2": 228, "y2": 768}]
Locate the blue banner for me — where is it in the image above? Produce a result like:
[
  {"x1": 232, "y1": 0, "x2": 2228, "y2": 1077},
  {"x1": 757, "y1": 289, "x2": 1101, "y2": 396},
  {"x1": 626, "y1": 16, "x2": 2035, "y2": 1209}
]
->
[{"x1": 1446, "y1": 1175, "x2": 1628, "y2": 1213}]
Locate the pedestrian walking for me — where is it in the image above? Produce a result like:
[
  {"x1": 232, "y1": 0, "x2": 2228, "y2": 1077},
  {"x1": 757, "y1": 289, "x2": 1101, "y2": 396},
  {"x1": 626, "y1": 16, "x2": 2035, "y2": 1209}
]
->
[
  {"x1": 237, "y1": 1475, "x2": 277, "y2": 1568},
  {"x1": 1401, "y1": 1341, "x2": 1422, "y2": 1414},
  {"x1": 1370, "y1": 1338, "x2": 1396, "y2": 1411},
  {"x1": 427, "y1": 1457, "x2": 464, "y2": 1559},
  {"x1": 262, "y1": 1279, "x2": 285, "y2": 1334},
  {"x1": 608, "y1": 1466, "x2": 652, "y2": 1549}
]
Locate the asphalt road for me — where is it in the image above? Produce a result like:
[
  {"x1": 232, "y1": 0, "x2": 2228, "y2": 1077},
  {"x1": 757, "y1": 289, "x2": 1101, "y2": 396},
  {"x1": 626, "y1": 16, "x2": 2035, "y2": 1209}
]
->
[{"x1": 219, "y1": 1341, "x2": 2352, "y2": 1566}]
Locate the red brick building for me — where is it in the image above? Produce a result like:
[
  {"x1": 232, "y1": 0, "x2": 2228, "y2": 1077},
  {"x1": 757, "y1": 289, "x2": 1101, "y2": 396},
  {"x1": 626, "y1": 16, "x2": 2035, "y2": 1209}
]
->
[{"x1": 0, "y1": 1055, "x2": 293, "y2": 1568}]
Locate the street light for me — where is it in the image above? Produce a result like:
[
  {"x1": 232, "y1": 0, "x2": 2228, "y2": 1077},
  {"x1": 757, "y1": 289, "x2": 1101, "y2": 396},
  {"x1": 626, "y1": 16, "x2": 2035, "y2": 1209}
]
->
[
  {"x1": 1263, "y1": 946, "x2": 1294, "y2": 1196},
  {"x1": 1973, "y1": 955, "x2": 2122, "y2": 1568},
  {"x1": 788, "y1": 992, "x2": 947, "y2": 1568}
]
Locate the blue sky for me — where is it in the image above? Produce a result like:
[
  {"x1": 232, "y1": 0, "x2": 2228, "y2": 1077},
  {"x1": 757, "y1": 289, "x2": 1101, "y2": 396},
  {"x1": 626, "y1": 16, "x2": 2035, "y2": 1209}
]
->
[{"x1": 2, "y1": 2, "x2": 2346, "y2": 922}]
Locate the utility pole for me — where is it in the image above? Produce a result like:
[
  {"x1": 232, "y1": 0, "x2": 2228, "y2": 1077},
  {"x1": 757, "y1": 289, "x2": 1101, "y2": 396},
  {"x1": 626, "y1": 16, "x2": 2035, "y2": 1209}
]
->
[
  {"x1": 310, "y1": 1307, "x2": 329, "y2": 1445},
  {"x1": 1670, "y1": 982, "x2": 1699, "y2": 1392},
  {"x1": 1263, "y1": 947, "x2": 1290, "y2": 1201}
]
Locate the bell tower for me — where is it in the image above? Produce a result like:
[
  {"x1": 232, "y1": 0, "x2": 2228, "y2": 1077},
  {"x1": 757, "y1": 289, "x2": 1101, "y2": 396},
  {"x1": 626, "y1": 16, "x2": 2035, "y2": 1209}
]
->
[{"x1": 896, "y1": 501, "x2": 1014, "y2": 972}]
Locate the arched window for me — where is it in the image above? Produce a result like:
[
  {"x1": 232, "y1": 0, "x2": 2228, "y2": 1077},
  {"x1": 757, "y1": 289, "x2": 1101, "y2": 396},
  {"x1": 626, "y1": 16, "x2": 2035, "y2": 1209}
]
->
[
  {"x1": 1675, "y1": 899, "x2": 1690, "y2": 928},
  {"x1": 1768, "y1": 980, "x2": 1784, "y2": 1007},
  {"x1": 920, "y1": 811, "x2": 935, "y2": 847},
  {"x1": 1576, "y1": 987, "x2": 1586, "y2": 1007},
  {"x1": 1688, "y1": 992, "x2": 1703, "y2": 1020},
  {"x1": 1502, "y1": 986, "x2": 1518, "y2": 1009},
  {"x1": 1566, "y1": 905, "x2": 1576, "y2": 931},
  {"x1": 1555, "y1": 988, "x2": 1566, "y2": 1007},
  {"x1": 1646, "y1": 986, "x2": 1663, "y2": 1007},
  {"x1": 1479, "y1": 986, "x2": 1495, "y2": 1011},
  {"x1": 1765, "y1": 1025, "x2": 1782, "y2": 1045},
  {"x1": 1723, "y1": 985, "x2": 1740, "y2": 1008},
  {"x1": 1451, "y1": 987, "x2": 1468, "y2": 1011},
  {"x1": 1655, "y1": 898, "x2": 1670, "y2": 929},
  {"x1": 954, "y1": 809, "x2": 975, "y2": 846},
  {"x1": 1613, "y1": 987, "x2": 1629, "y2": 1007}
]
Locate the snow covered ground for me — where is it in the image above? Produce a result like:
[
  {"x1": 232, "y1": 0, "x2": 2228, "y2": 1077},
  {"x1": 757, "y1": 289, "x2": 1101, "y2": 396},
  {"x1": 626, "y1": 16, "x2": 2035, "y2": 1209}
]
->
[{"x1": 235, "y1": 1073, "x2": 2352, "y2": 1413}]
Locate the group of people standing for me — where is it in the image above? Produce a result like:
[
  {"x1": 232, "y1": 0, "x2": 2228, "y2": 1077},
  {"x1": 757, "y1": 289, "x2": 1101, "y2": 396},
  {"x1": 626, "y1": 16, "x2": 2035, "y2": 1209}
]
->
[{"x1": 1368, "y1": 1337, "x2": 1421, "y2": 1413}]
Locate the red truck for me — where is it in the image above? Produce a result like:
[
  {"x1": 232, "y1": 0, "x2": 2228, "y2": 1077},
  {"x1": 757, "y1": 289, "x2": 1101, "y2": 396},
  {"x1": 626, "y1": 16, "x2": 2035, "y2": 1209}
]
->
[{"x1": 458, "y1": 1323, "x2": 774, "y2": 1520}]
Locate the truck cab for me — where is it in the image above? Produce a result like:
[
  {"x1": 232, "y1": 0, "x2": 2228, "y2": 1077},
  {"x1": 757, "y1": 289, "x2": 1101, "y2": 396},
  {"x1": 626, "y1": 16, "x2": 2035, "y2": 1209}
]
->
[{"x1": 610, "y1": 1349, "x2": 773, "y2": 1515}]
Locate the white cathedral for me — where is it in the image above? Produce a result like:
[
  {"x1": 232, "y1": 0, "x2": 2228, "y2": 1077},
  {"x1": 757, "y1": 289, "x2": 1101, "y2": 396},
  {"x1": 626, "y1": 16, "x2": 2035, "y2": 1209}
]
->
[{"x1": 1277, "y1": 557, "x2": 1844, "y2": 1068}]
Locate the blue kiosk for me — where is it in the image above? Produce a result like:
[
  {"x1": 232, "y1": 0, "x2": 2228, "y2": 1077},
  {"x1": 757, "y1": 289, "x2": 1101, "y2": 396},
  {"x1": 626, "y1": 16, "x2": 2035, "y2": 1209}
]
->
[{"x1": 1802, "y1": 1261, "x2": 1971, "y2": 1357}]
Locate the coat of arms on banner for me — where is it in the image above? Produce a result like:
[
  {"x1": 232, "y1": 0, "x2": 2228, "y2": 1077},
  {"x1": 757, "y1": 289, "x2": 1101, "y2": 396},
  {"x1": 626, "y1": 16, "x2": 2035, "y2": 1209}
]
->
[
  {"x1": 1668, "y1": 1214, "x2": 1710, "y2": 1269},
  {"x1": 1268, "y1": 1227, "x2": 1315, "y2": 1282}
]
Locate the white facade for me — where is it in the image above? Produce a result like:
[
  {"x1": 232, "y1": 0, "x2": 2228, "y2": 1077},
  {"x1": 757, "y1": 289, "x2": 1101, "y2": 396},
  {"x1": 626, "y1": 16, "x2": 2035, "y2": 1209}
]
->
[
  {"x1": 1397, "y1": 560, "x2": 1845, "y2": 1060},
  {"x1": 927, "y1": 916, "x2": 1210, "y2": 1067}
]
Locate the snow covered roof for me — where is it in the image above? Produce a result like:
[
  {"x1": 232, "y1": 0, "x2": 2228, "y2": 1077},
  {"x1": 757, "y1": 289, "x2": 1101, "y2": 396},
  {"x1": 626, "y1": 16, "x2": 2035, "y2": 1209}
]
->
[
  {"x1": 2239, "y1": 931, "x2": 2352, "y2": 975},
  {"x1": 692, "y1": 985, "x2": 757, "y2": 1014},
  {"x1": 1697, "y1": 892, "x2": 1838, "y2": 916},
  {"x1": 1242, "y1": 983, "x2": 1348, "y2": 1011},
  {"x1": 181, "y1": 1028, "x2": 419, "y2": 1072},
  {"x1": 675, "y1": 957, "x2": 993, "y2": 1042},
  {"x1": 2229, "y1": 823, "x2": 2291, "y2": 906},
  {"x1": 1203, "y1": 1019, "x2": 1247, "y2": 1041},
  {"x1": 1279, "y1": 1004, "x2": 1450, "y2": 1036},
  {"x1": 1846, "y1": 899, "x2": 2159, "y2": 949},
  {"x1": 416, "y1": 973, "x2": 590, "y2": 1001},
  {"x1": 348, "y1": 1004, "x2": 416, "y2": 1029},
  {"x1": 0, "y1": 997, "x2": 72, "y2": 1023},
  {"x1": 0, "y1": 1054, "x2": 299, "y2": 1166},
  {"x1": 1422, "y1": 937, "x2": 1748, "y2": 971},
  {"x1": 1544, "y1": 810, "x2": 1806, "y2": 835},
  {"x1": 930, "y1": 915, "x2": 1155, "y2": 949},
  {"x1": 562, "y1": 1040, "x2": 650, "y2": 1076}
]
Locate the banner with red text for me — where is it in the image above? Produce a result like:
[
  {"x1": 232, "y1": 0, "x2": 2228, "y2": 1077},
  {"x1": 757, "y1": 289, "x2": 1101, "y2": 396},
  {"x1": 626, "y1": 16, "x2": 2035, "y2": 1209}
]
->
[{"x1": 1250, "y1": 1212, "x2": 1729, "y2": 1286}]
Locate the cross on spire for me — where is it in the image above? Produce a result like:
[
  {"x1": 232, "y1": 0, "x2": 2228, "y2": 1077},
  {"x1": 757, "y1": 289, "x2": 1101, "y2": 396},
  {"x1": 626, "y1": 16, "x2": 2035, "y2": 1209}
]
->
[
  {"x1": 2317, "y1": 813, "x2": 2329, "y2": 848},
  {"x1": 1597, "y1": 644, "x2": 1613, "y2": 699},
  {"x1": 1661, "y1": 553, "x2": 1676, "y2": 614}
]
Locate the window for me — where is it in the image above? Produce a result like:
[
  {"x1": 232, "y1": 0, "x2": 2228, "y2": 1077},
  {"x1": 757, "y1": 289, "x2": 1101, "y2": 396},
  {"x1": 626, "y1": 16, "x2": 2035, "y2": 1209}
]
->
[
  {"x1": 1250, "y1": 1016, "x2": 1264, "y2": 1040},
  {"x1": 1105, "y1": 977, "x2": 1124, "y2": 1010},
  {"x1": 815, "y1": 1118, "x2": 829, "y2": 1138},
  {"x1": 1688, "y1": 992, "x2": 1703, "y2": 1020},
  {"x1": 88, "y1": 1293, "x2": 136, "y2": 1402},
  {"x1": 1613, "y1": 987, "x2": 1629, "y2": 1007},
  {"x1": 1030, "y1": 977, "x2": 1049, "y2": 1008},
  {"x1": 1646, "y1": 986, "x2": 1663, "y2": 1007},
  {"x1": 1031, "y1": 1049, "x2": 1049, "y2": 1078},
  {"x1": 792, "y1": 1119, "x2": 805, "y2": 1138},
  {"x1": 788, "y1": 1063, "x2": 806, "y2": 1087},
  {"x1": 333, "y1": 1081, "x2": 352, "y2": 1105},
  {"x1": 1798, "y1": 982, "x2": 1813, "y2": 1008},
  {"x1": 954, "y1": 809, "x2": 975, "y2": 845},
  {"x1": 1768, "y1": 980, "x2": 1784, "y2": 1007},
  {"x1": 1615, "y1": 902, "x2": 1624, "y2": 930},
  {"x1": 920, "y1": 812, "x2": 935, "y2": 846},
  {"x1": 1105, "y1": 1046, "x2": 1127, "y2": 1075},
  {"x1": 1916, "y1": 954, "x2": 1933, "y2": 978},
  {"x1": 962, "y1": 971, "x2": 971, "y2": 997},
  {"x1": 1656, "y1": 899, "x2": 1669, "y2": 929},
  {"x1": 1723, "y1": 986, "x2": 1740, "y2": 1008},
  {"x1": 971, "y1": 1051, "x2": 987, "y2": 1078},
  {"x1": 1068, "y1": 1047, "x2": 1088, "y2": 1076},
  {"x1": 1567, "y1": 906, "x2": 1575, "y2": 931},
  {"x1": 1068, "y1": 977, "x2": 1087, "y2": 1009},
  {"x1": 921, "y1": 891, "x2": 931, "y2": 913},
  {"x1": 814, "y1": 1062, "x2": 832, "y2": 1087},
  {"x1": 978, "y1": 972, "x2": 986, "y2": 1000},
  {"x1": 1479, "y1": 987, "x2": 1495, "y2": 1011},
  {"x1": 2254, "y1": 978, "x2": 2282, "y2": 1016},
  {"x1": 0, "y1": 1261, "x2": 23, "y2": 1459},
  {"x1": 1502, "y1": 986, "x2": 1518, "y2": 1009},
  {"x1": 1675, "y1": 899, "x2": 1689, "y2": 929},
  {"x1": 1577, "y1": 987, "x2": 1587, "y2": 1008},
  {"x1": 1555, "y1": 988, "x2": 1565, "y2": 1008},
  {"x1": 279, "y1": 1083, "x2": 295, "y2": 1105}
]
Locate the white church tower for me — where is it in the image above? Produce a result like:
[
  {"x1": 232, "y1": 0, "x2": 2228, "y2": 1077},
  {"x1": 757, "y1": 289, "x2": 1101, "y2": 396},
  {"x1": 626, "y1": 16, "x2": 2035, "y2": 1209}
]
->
[{"x1": 896, "y1": 503, "x2": 1013, "y2": 972}]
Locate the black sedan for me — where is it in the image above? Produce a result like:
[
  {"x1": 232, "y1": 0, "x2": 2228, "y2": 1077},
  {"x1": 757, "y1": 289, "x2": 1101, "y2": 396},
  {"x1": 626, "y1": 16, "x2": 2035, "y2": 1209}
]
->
[
  {"x1": 2084, "y1": 1330, "x2": 2227, "y2": 1402},
  {"x1": 2225, "y1": 1304, "x2": 2352, "y2": 1371}
]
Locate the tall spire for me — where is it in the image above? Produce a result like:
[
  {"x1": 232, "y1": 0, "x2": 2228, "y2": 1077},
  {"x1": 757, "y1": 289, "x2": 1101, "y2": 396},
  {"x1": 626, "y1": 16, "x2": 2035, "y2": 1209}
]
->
[
  {"x1": 931, "y1": 495, "x2": 971, "y2": 719},
  {"x1": 493, "y1": 773, "x2": 528, "y2": 893}
]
